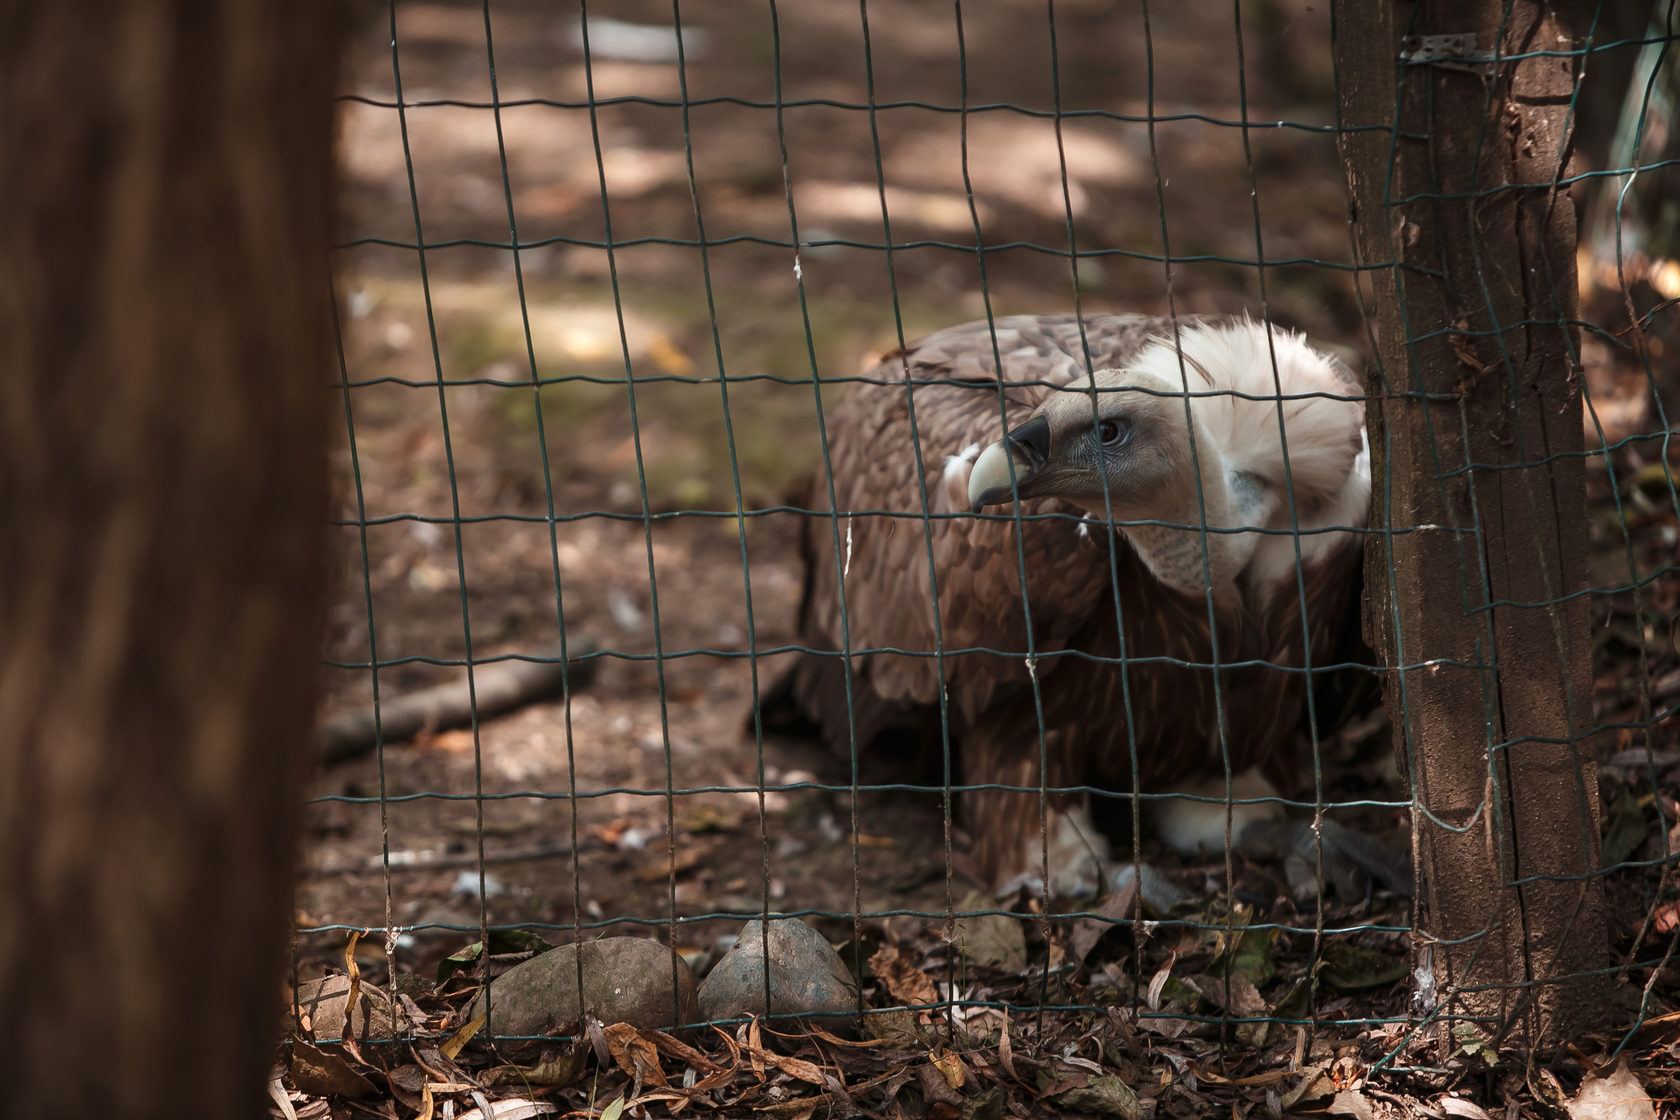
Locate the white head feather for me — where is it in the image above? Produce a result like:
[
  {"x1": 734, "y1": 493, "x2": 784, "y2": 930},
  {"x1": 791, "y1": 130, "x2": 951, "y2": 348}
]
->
[
  {"x1": 1123, "y1": 318, "x2": 1369, "y2": 591},
  {"x1": 966, "y1": 317, "x2": 1370, "y2": 599}
]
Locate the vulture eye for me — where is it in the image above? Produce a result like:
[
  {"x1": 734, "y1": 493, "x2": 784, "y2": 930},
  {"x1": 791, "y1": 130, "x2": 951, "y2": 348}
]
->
[{"x1": 1097, "y1": 419, "x2": 1127, "y2": 445}]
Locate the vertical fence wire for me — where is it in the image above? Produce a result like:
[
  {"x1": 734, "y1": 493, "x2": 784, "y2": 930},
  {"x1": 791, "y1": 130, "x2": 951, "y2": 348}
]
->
[
  {"x1": 296, "y1": 1, "x2": 1680, "y2": 1105},
  {"x1": 385, "y1": 0, "x2": 496, "y2": 1004}
]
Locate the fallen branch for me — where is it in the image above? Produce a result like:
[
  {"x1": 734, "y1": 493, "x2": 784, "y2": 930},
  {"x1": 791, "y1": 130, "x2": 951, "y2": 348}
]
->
[
  {"x1": 300, "y1": 841, "x2": 586, "y2": 876},
  {"x1": 316, "y1": 639, "x2": 600, "y2": 764}
]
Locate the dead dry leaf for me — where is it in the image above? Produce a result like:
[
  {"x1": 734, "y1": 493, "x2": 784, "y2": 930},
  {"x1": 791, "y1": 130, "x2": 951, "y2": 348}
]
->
[
  {"x1": 1045, "y1": 1074, "x2": 1141, "y2": 1119},
  {"x1": 1146, "y1": 958, "x2": 1174, "y2": 1012},
  {"x1": 442, "y1": 1012, "x2": 486, "y2": 1060},
  {"x1": 646, "y1": 1028, "x2": 726, "y2": 1072},
  {"x1": 268, "y1": 1073, "x2": 300, "y2": 1120},
  {"x1": 1327, "y1": 1089, "x2": 1375, "y2": 1119},
  {"x1": 1281, "y1": 1062, "x2": 1335, "y2": 1111},
  {"x1": 1653, "y1": 900, "x2": 1680, "y2": 935},
  {"x1": 480, "y1": 1047, "x2": 589, "y2": 1088},
  {"x1": 700, "y1": 1025, "x2": 746, "y2": 1091},
  {"x1": 917, "y1": 1061, "x2": 964, "y2": 1109},
  {"x1": 747, "y1": 1018, "x2": 766, "y2": 1080},
  {"x1": 1568, "y1": 1060, "x2": 1656, "y2": 1120},
  {"x1": 996, "y1": 1014, "x2": 1019, "y2": 1084},
  {"x1": 1192, "y1": 1067, "x2": 1294, "y2": 1088},
  {"x1": 1437, "y1": 1095, "x2": 1493, "y2": 1119},
  {"x1": 1187, "y1": 973, "x2": 1267, "y2": 1017},
  {"x1": 930, "y1": 1048, "x2": 968, "y2": 1090},
  {"x1": 453, "y1": 1101, "x2": 557, "y2": 1120},
  {"x1": 341, "y1": 932, "x2": 366, "y2": 1063},
  {"x1": 1068, "y1": 880, "x2": 1140, "y2": 965},
  {"x1": 288, "y1": 1039, "x2": 379, "y2": 1099},
  {"x1": 806, "y1": 1025, "x2": 886, "y2": 1049},
  {"x1": 753, "y1": 1045, "x2": 828, "y2": 1087},
  {"x1": 603, "y1": 1022, "x2": 668, "y2": 1089},
  {"x1": 869, "y1": 943, "x2": 939, "y2": 1007}
]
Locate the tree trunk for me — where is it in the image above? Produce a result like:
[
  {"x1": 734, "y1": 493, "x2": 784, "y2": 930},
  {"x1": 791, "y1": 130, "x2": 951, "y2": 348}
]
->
[
  {"x1": 0, "y1": 2, "x2": 341, "y2": 1115},
  {"x1": 1334, "y1": 0, "x2": 1608, "y2": 1049}
]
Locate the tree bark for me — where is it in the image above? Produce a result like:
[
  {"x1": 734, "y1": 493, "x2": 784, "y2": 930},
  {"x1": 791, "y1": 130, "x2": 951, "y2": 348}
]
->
[
  {"x1": 0, "y1": 2, "x2": 341, "y2": 1115},
  {"x1": 1334, "y1": 1, "x2": 1608, "y2": 1049}
]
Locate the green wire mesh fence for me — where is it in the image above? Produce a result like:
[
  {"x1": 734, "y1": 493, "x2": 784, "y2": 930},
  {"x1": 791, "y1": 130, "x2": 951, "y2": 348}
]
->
[{"x1": 288, "y1": 1, "x2": 1680, "y2": 1115}]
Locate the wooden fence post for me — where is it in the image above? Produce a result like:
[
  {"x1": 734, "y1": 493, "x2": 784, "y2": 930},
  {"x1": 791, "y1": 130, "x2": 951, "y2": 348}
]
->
[
  {"x1": 0, "y1": 3, "x2": 342, "y2": 1115},
  {"x1": 1333, "y1": 0, "x2": 1608, "y2": 1049}
]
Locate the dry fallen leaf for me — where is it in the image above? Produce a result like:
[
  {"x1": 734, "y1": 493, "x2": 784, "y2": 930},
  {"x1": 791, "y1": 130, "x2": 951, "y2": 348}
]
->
[
  {"x1": 1146, "y1": 958, "x2": 1174, "y2": 1012},
  {"x1": 480, "y1": 1047, "x2": 588, "y2": 1089},
  {"x1": 1568, "y1": 1059, "x2": 1656, "y2": 1120},
  {"x1": 453, "y1": 1100, "x2": 558, "y2": 1120},
  {"x1": 1067, "y1": 880, "x2": 1140, "y2": 965},
  {"x1": 267, "y1": 1074, "x2": 299, "y2": 1120},
  {"x1": 603, "y1": 1022, "x2": 668, "y2": 1089},
  {"x1": 929, "y1": 1047, "x2": 967, "y2": 1090},
  {"x1": 1327, "y1": 1089, "x2": 1375, "y2": 1119},
  {"x1": 997, "y1": 1014, "x2": 1020, "y2": 1084},
  {"x1": 1280, "y1": 1062, "x2": 1335, "y2": 1111},
  {"x1": 287, "y1": 1040, "x2": 378, "y2": 1099},
  {"x1": 1437, "y1": 1094, "x2": 1492, "y2": 1119},
  {"x1": 1653, "y1": 900, "x2": 1680, "y2": 935},
  {"x1": 759, "y1": 1048, "x2": 829, "y2": 1087},
  {"x1": 340, "y1": 932, "x2": 366, "y2": 1064},
  {"x1": 869, "y1": 942, "x2": 939, "y2": 1007},
  {"x1": 442, "y1": 1011, "x2": 486, "y2": 1060}
]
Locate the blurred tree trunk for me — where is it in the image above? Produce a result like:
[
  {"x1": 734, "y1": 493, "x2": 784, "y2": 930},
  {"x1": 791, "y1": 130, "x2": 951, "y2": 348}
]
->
[
  {"x1": 0, "y1": 2, "x2": 341, "y2": 1116},
  {"x1": 1335, "y1": 0, "x2": 1608, "y2": 1050}
]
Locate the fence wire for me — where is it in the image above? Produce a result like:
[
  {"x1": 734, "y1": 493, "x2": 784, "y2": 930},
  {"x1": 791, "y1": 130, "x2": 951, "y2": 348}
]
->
[{"x1": 290, "y1": 1, "x2": 1680, "y2": 1115}]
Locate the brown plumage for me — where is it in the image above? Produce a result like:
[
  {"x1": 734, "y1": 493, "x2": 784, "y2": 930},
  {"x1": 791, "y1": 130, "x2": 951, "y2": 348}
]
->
[{"x1": 761, "y1": 313, "x2": 1374, "y2": 897}]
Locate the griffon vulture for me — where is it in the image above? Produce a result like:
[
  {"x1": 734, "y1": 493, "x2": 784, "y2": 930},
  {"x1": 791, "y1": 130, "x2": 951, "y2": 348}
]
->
[{"x1": 761, "y1": 313, "x2": 1405, "y2": 902}]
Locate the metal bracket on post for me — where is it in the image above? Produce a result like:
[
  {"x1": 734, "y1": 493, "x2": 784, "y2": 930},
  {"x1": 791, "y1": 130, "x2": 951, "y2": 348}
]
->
[{"x1": 1399, "y1": 33, "x2": 1495, "y2": 75}]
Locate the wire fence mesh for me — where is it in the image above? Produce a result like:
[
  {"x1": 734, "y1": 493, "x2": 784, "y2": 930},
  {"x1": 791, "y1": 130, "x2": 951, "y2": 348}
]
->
[{"x1": 290, "y1": 1, "x2": 1680, "y2": 1115}]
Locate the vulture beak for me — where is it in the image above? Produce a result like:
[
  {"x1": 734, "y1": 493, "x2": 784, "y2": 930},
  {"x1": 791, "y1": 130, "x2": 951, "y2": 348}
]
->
[{"x1": 968, "y1": 414, "x2": 1052, "y2": 513}]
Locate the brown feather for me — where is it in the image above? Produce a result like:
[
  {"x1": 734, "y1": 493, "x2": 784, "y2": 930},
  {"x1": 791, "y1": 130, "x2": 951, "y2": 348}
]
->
[{"x1": 761, "y1": 313, "x2": 1368, "y2": 890}]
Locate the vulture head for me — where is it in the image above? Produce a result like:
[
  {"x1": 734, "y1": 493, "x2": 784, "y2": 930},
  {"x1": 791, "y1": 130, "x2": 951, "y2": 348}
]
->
[{"x1": 967, "y1": 319, "x2": 1367, "y2": 598}]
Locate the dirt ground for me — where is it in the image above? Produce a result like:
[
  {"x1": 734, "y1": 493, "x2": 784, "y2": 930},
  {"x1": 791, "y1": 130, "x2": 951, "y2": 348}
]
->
[
  {"x1": 295, "y1": 0, "x2": 1680, "y2": 1071},
  {"x1": 300, "y1": 0, "x2": 1365, "y2": 967}
]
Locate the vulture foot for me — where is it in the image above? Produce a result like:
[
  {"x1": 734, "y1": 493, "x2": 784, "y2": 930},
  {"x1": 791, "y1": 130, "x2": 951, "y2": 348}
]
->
[
  {"x1": 992, "y1": 803, "x2": 1114, "y2": 900},
  {"x1": 989, "y1": 806, "x2": 1193, "y2": 912},
  {"x1": 980, "y1": 777, "x2": 1410, "y2": 907},
  {"x1": 1152, "y1": 773, "x2": 1412, "y2": 902},
  {"x1": 1238, "y1": 816, "x2": 1412, "y2": 902},
  {"x1": 1107, "y1": 863, "x2": 1193, "y2": 912}
]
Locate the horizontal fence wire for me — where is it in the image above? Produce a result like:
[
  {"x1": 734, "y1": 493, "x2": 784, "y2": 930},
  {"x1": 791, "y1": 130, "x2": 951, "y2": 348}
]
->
[{"x1": 289, "y1": 0, "x2": 1680, "y2": 1115}]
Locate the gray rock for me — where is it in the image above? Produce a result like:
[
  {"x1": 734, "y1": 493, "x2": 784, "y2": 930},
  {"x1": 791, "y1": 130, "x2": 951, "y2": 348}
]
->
[
  {"x1": 468, "y1": 937, "x2": 698, "y2": 1037},
  {"x1": 292, "y1": 975, "x2": 405, "y2": 1043},
  {"x1": 697, "y1": 918, "x2": 859, "y2": 1035}
]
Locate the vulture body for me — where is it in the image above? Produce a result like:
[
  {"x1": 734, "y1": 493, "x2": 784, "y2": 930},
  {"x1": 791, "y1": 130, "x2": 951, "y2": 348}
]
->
[{"x1": 762, "y1": 313, "x2": 1383, "y2": 898}]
